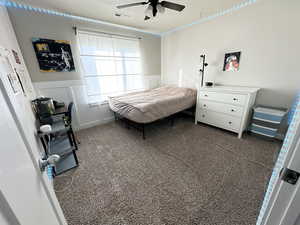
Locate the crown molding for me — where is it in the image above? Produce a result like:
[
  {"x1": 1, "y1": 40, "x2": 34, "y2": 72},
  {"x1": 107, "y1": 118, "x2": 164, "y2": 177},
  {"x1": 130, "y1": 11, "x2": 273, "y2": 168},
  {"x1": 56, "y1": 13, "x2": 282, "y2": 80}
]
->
[
  {"x1": 161, "y1": 0, "x2": 257, "y2": 36},
  {"x1": 0, "y1": 0, "x2": 161, "y2": 37},
  {"x1": 1, "y1": 0, "x2": 257, "y2": 37}
]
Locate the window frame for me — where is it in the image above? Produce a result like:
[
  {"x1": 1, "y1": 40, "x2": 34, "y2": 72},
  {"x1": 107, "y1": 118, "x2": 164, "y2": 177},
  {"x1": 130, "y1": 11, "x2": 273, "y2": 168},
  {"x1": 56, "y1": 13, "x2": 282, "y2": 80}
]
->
[{"x1": 76, "y1": 30, "x2": 144, "y2": 104}]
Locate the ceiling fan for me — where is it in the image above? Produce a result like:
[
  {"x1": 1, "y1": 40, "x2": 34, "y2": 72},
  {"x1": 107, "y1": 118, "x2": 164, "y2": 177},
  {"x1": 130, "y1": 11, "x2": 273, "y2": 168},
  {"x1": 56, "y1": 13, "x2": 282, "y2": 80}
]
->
[{"x1": 116, "y1": 0, "x2": 186, "y2": 20}]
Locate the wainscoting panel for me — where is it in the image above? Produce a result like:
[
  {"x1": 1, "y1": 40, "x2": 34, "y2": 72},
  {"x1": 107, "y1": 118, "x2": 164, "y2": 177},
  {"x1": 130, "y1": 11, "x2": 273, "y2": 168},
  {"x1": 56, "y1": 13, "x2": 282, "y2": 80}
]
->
[{"x1": 34, "y1": 75, "x2": 161, "y2": 130}]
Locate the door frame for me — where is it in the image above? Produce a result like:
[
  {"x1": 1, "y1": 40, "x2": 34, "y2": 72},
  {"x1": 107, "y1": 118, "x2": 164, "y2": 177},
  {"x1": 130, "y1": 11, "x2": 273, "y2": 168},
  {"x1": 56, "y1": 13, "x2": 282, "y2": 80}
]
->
[
  {"x1": 0, "y1": 46, "x2": 67, "y2": 225},
  {"x1": 263, "y1": 136, "x2": 300, "y2": 225},
  {"x1": 258, "y1": 98, "x2": 300, "y2": 225},
  {"x1": 0, "y1": 190, "x2": 21, "y2": 225}
]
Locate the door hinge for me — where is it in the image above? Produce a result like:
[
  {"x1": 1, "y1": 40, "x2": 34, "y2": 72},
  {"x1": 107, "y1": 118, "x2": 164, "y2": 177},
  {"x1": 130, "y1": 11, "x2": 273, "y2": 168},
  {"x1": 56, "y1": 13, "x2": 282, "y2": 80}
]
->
[{"x1": 281, "y1": 168, "x2": 300, "y2": 185}]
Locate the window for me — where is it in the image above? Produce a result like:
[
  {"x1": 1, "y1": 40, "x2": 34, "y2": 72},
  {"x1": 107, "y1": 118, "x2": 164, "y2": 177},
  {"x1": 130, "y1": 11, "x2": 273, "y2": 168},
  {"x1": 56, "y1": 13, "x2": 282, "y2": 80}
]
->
[{"x1": 77, "y1": 31, "x2": 144, "y2": 103}]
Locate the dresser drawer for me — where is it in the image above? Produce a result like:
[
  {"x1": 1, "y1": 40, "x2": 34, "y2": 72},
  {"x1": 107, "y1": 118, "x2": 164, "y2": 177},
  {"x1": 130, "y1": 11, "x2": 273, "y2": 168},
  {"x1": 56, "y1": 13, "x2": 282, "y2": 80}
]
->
[
  {"x1": 198, "y1": 91, "x2": 247, "y2": 106},
  {"x1": 198, "y1": 109, "x2": 241, "y2": 132},
  {"x1": 198, "y1": 100, "x2": 244, "y2": 117}
]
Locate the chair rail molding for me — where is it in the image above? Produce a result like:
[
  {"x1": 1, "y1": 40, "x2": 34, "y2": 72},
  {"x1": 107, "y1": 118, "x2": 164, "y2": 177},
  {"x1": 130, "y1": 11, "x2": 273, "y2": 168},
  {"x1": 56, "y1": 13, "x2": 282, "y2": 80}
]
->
[{"x1": 33, "y1": 75, "x2": 161, "y2": 130}]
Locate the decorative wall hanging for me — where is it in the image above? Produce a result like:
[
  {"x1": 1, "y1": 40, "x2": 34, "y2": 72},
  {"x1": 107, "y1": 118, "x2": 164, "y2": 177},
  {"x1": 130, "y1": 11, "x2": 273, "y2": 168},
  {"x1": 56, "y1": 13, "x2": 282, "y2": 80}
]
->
[
  {"x1": 15, "y1": 67, "x2": 33, "y2": 95},
  {"x1": 7, "y1": 73, "x2": 21, "y2": 94},
  {"x1": 11, "y1": 49, "x2": 21, "y2": 64},
  {"x1": 4, "y1": 56, "x2": 21, "y2": 94},
  {"x1": 14, "y1": 68, "x2": 26, "y2": 95},
  {"x1": 32, "y1": 38, "x2": 75, "y2": 72},
  {"x1": 223, "y1": 51, "x2": 241, "y2": 72}
]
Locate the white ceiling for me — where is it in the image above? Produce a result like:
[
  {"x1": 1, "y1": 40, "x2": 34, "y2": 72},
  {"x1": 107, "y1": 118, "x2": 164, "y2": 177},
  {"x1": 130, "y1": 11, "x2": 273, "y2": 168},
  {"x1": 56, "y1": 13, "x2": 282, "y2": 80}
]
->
[{"x1": 15, "y1": 0, "x2": 244, "y2": 33}]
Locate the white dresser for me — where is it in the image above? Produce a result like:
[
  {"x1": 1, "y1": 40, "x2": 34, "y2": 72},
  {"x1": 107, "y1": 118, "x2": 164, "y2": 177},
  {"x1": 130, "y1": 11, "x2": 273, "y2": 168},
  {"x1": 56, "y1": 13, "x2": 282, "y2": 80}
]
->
[{"x1": 195, "y1": 85, "x2": 260, "y2": 138}]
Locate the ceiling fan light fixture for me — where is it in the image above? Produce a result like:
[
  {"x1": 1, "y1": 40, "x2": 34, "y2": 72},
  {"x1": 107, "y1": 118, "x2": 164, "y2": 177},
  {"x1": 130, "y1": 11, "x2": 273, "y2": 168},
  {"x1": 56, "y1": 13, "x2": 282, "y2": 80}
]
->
[
  {"x1": 116, "y1": 0, "x2": 186, "y2": 21},
  {"x1": 157, "y1": 4, "x2": 165, "y2": 14},
  {"x1": 145, "y1": 5, "x2": 153, "y2": 17}
]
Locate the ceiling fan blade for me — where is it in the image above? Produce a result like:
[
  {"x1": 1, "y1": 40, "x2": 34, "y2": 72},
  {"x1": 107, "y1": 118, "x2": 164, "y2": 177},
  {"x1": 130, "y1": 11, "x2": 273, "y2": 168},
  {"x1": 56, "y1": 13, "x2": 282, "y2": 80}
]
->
[
  {"x1": 160, "y1": 1, "x2": 185, "y2": 11},
  {"x1": 144, "y1": 16, "x2": 151, "y2": 20},
  {"x1": 117, "y1": 2, "x2": 147, "y2": 9}
]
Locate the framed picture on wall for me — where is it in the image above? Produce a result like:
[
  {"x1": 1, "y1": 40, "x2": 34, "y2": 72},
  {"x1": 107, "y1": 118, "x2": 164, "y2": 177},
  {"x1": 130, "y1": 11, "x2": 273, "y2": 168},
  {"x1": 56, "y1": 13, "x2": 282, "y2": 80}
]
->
[
  {"x1": 11, "y1": 49, "x2": 21, "y2": 64},
  {"x1": 223, "y1": 51, "x2": 241, "y2": 72},
  {"x1": 32, "y1": 38, "x2": 75, "y2": 72}
]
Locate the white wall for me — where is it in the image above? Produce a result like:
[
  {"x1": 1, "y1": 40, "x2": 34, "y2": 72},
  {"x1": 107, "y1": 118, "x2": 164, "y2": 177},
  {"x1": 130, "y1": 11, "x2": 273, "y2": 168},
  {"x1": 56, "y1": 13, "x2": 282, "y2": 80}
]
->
[
  {"x1": 8, "y1": 8, "x2": 161, "y2": 129},
  {"x1": 0, "y1": 5, "x2": 66, "y2": 224},
  {"x1": 0, "y1": 212, "x2": 10, "y2": 225},
  {"x1": 8, "y1": 8, "x2": 161, "y2": 83},
  {"x1": 161, "y1": 0, "x2": 300, "y2": 108},
  {"x1": 0, "y1": 201, "x2": 11, "y2": 225},
  {"x1": 0, "y1": 8, "x2": 35, "y2": 98},
  {"x1": 0, "y1": 179, "x2": 30, "y2": 225},
  {"x1": 33, "y1": 76, "x2": 160, "y2": 130}
]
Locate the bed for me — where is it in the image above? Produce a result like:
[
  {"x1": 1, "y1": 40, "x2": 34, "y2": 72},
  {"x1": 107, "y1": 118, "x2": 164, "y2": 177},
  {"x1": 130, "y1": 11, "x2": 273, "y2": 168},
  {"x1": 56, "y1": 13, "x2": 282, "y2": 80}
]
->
[{"x1": 108, "y1": 86, "x2": 197, "y2": 138}]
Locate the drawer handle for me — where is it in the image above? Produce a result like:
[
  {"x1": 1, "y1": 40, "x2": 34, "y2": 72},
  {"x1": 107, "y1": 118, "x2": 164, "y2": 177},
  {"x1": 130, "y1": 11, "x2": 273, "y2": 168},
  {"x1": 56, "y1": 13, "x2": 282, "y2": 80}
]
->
[
  {"x1": 204, "y1": 94, "x2": 208, "y2": 97},
  {"x1": 231, "y1": 109, "x2": 235, "y2": 112},
  {"x1": 228, "y1": 121, "x2": 232, "y2": 125},
  {"x1": 233, "y1": 98, "x2": 238, "y2": 101},
  {"x1": 203, "y1": 104, "x2": 207, "y2": 107},
  {"x1": 202, "y1": 115, "x2": 205, "y2": 118}
]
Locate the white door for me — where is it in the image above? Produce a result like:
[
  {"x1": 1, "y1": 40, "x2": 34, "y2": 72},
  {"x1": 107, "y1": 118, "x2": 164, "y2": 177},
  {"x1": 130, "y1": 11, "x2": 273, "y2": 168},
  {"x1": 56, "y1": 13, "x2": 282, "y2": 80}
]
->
[
  {"x1": 0, "y1": 47, "x2": 67, "y2": 225},
  {"x1": 258, "y1": 97, "x2": 300, "y2": 225}
]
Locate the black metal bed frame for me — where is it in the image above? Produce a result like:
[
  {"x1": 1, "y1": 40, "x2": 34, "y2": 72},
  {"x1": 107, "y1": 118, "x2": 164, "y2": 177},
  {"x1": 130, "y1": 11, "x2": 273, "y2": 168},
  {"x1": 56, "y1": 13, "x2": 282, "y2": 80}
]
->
[{"x1": 113, "y1": 105, "x2": 195, "y2": 139}]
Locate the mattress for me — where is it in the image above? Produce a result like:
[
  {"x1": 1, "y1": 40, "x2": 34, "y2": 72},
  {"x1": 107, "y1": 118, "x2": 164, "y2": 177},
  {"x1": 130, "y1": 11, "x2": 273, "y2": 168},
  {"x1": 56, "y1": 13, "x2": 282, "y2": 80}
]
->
[{"x1": 108, "y1": 86, "x2": 197, "y2": 123}]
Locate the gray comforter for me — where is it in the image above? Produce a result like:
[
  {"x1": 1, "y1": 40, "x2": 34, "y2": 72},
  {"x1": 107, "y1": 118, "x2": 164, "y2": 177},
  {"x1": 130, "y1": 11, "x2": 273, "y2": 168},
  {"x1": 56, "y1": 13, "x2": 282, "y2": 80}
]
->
[{"x1": 108, "y1": 86, "x2": 197, "y2": 123}]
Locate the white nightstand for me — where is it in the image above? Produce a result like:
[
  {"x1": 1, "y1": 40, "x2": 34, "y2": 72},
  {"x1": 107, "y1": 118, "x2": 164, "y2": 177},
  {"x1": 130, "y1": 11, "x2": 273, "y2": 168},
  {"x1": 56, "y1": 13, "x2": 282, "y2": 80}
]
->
[{"x1": 195, "y1": 85, "x2": 260, "y2": 138}]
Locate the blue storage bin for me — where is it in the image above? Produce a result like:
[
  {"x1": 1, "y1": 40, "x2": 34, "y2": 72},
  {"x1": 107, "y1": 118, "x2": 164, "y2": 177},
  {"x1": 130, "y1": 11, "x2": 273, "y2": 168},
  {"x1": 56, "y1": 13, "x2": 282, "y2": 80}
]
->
[
  {"x1": 250, "y1": 106, "x2": 287, "y2": 138},
  {"x1": 250, "y1": 124, "x2": 277, "y2": 138},
  {"x1": 253, "y1": 107, "x2": 286, "y2": 124}
]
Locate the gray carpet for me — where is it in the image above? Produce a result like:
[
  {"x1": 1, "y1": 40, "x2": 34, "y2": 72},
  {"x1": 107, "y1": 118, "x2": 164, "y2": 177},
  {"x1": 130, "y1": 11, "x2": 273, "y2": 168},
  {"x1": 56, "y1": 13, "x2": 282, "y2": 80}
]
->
[{"x1": 54, "y1": 116, "x2": 281, "y2": 225}]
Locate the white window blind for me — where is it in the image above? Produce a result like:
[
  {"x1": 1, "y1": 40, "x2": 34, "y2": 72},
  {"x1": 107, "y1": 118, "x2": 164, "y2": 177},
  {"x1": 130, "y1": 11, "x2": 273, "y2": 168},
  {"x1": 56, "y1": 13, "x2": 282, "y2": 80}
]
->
[{"x1": 77, "y1": 31, "x2": 144, "y2": 103}]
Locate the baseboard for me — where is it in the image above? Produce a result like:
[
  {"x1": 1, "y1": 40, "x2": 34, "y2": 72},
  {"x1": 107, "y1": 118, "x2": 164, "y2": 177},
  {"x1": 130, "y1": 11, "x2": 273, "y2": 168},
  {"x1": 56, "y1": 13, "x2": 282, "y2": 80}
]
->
[{"x1": 76, "y1": 117, "x2": 115, "y2": 130}]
